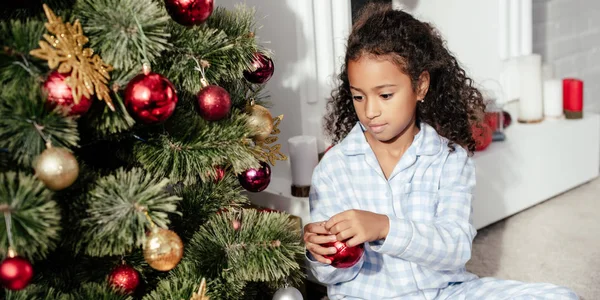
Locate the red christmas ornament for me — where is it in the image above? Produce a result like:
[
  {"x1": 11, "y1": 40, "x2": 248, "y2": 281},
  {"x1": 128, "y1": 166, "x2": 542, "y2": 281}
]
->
[
  {"x1": 164, "y1": 0, "x2": 214, "y2": 26},
  {"x1": 0, "y1": 256, "x2": 33, "y2": 291},
  {"x1": 124, "y1": 71, "x2": 178, "y2": 124},
  {"x1": 232, "y1": 219, "x2": 241, "y2": 231},
  {"x1": 197, "y1": 85, "x2": 231, "y2": 121},
  {"x1": 243, "y1": 52, "x2": 275, "y2": 84},
  {"x1": 503, "y1": 111, "x2": 512, "y2": 128},
  {"x1": 472, "y1": 123, "x2": 493, "y2": 151},
  {"x1": 43, "y1": 71, "x2": 93, "y2": 116},
  {"x1": 237, "y1": 161, "x2": 271, "y2": 192},
  {"x1": 214, "y1": 166, "x2": 226, "y2": 182},
  {"x1": 485, "y1": 112, "x2": 499, "y2": 131},
  {"x1": 322, "y1": 241, "x2": 364, "y2": 269},
  {"x1": 108, "y1": 264, "x2": 140, "y2": 294}
]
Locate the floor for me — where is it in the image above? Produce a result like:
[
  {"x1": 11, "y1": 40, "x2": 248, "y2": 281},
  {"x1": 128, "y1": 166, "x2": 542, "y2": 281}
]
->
[{"x1": 467, "y1": 178, "x2": 600, "y2": 299}]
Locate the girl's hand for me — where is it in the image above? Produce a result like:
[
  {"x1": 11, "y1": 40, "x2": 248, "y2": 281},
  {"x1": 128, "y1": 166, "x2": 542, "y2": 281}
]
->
[
  {"x1": 325, "y1": 209, "x2": 389, "y2": 247},
  {"x1": 303, "y1": 222, "x2": 338, "y2": 264}
]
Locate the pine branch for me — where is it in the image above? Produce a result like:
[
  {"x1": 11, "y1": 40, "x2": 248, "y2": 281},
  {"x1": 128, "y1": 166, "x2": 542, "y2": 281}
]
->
[
  {"x1": 61, "y1": 282, "x2": 132, "y2": 300},
  {"x1": 74, "y1": 0, "x2": 171, "y2": 71},
  {"x1": 187, "y1": 209, "x2": 304, "y2": 286},
  {"x1": 0, "y1": 87, "x2": 79, "y2": 168},
  {"x1": 0, "y1": 172, "x2": 61, "y2": 261},
  {"x1": 205, "y1": 5, "x2": 258, "y2": 39},
  {"x1": 4, "y1": 285, "x2": 61, "y2": 300},
  {"x1": 134, "y1": 111, "x2": 259, "y2": 185},
  {"x1": 145, "y1": 260, "x2": 245, "y2": 300},
  {"x1": 0, "y1": 19, "x2": 47, "y2": 92},
  {"x1": 81, "y1": 91, "x2": 136, "y2": 138},
  {"x1": 171, "y1": 174, "x2": 249, "y2": 241},
  {"x1": 155, "y1": 5, "x2": 260, "y2": 94},
  {"x1": 77, "y1": 168, "x2": 181, "y2": 257}
]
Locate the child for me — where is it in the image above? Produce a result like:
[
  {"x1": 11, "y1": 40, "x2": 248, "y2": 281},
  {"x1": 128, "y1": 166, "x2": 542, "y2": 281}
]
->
[{"x1": 303, "y1": 3, "x2": 579, "y2": 300}]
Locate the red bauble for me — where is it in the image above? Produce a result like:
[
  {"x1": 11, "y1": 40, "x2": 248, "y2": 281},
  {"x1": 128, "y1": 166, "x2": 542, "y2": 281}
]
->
[
  {"x1": 503, "y1": 111, "x2": 512, "y2": 128},
  {"x1": 108, "y1": 264, "x2": 140, "y2": 294},
  {"x1": 43, "y1": 71, "x2": 93, "y2": 116},
  {"x1": 125, "y1": 72, "x2": 178, "y2": 124},
  {"x1": 243, "y1": 52, "x2": 275, "y2": 84},
  {"x1": 322, "y1": 241, "x2": 364, "y2": 269},
  {"x1": 485, "y1": 112, "x2": 499, "y2": 131},
  {"x1": 237, "y1": 161, "x2": 271, "y2": 192},
  {"x1": 232, "y1": 219, "x2": 241, "y2": 231},
  {"x1": 214, "y1": 166, "x2": 226, "y2": 182},
  {"x1": 197, "y1": 85, "x2": 231, "y2": 121},
  {"x1": 164, "y1": 0, "x2": 214, "y2": 26},
  {"x1": 0, "y1": 256, "x2": 33, "y2": 291},
  {"x1": 472, "y1": 123, "x2": 493, "y2": 151}
]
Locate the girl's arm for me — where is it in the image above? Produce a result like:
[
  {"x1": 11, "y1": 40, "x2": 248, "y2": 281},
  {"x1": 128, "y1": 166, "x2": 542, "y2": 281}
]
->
[
  {"x1": 369, "y1": 148, "x2": 476, "y2": 271},
  {"x1": 306, "y1": 163, "x2": 365, "y2": 285}
]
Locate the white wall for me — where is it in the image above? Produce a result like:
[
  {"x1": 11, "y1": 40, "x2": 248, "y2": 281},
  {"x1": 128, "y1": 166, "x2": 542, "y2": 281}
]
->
[
  {"x1": 217, "y1": 0, "x2": 351, "y2": 183},
  {"x1": 392, "y1": 0, "x2": 505, "y2": 102}
]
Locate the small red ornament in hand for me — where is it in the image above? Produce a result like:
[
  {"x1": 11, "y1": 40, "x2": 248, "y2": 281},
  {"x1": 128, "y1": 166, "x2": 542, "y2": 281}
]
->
[
  {"x1": 322, "y1": 241, "x2": 364, "y2": 268},
  {"x1": 243, "y1": 52, "x2": 275, "y2": 84},
  {"x1": 125, "y1": 72, "x2": 178, "y2": 124},
  {"x1": 43, "y1": 71, "x2": 93, "y2": 116},
  {"x1": 197, "y1": 85, "x2": 231, "y2": 121},
  {"x1": 237, "y1": 161, "x2": 271, "y2": 192},
  {"x1": 109, "y1": 264, "x2": 140, "y2": 294},
  {"x1": 164, "y1": 0, "x2": 214, "y2": 26},
  {"x1": 0, "y1": 256, "x2": 33, "y2": 291}
]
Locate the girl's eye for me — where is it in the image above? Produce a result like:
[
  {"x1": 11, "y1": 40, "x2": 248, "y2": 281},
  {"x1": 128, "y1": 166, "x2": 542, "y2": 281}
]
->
[
  {"x1": 381, "y1": 93, "x2": 393, "y2": 100},
  {"x1": 352, "y1": 95, "x2": 363, "y2": 101}
]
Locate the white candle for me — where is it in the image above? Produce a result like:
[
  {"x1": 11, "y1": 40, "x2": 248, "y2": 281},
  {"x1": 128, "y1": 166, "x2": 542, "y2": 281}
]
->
[
  {"x1": 520, "y1": 0, "x2": 533, "y2": 56},
  {"x1": 288, "y1": 135, "x2": 319, "y2": 187},
  {"x1": 543, "y1": 79, "x2": 563, "y2": 118},
  {"x1": 517, "y1": 54, "x2": 544, "y2": 122}
]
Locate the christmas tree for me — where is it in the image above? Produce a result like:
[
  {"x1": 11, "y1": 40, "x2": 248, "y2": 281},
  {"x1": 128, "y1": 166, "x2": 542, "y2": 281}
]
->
[{"x1": 0, "y1": 0, "x2": 305, "y2": 299}]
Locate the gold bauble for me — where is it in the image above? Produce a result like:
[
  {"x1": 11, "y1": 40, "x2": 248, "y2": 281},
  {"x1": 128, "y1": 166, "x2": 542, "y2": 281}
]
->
[
  {"x1": 143, "y1": 227, "x2": 184, "y2": 271},
  {"x1": 247, "y1": 104, "x2": 273, "y2": 141},
  {"x1": 33, "y1": 146, "x2": 79, "y2": 191}
]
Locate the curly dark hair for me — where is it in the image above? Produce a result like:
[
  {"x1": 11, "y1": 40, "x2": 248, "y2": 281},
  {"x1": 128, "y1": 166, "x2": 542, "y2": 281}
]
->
[{"x1": 324, "y1": 2, "x2": 486, "y2": 153}]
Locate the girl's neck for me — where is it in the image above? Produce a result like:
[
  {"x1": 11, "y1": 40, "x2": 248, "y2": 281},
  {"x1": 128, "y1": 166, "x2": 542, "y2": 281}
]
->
[{"x1": 365, "y1": 120, "x2": 420, "y2": 158}]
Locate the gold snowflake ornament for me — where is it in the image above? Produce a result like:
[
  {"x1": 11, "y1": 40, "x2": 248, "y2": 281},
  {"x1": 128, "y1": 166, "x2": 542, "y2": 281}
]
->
[
  {"x1": 30, "y1": 4, "x2": 115, "y2": 111},
  {"x1": 252, "y1": 114, "x2": 288, "y2": 165}
]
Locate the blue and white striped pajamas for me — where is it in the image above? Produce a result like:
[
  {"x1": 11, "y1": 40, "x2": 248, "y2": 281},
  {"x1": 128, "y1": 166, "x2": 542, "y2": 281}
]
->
[{"x1": 306, "y1": 122, "x2": 578, "y2": 299}]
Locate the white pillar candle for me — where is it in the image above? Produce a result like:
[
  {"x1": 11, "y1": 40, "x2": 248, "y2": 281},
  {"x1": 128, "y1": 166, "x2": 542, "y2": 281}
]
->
[
  {"x1": 288, "y1": 135, "x2": 319, "y2": 187},
  {"x1": 517, "y1": 54, "x2": 544, "y2": 123},
  {"x1": 543, "y1": 79, "x2": 563, "y2": 118}
]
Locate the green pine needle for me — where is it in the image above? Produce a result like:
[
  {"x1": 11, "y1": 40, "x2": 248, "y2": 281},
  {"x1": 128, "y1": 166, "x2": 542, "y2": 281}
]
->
[
  {"x1": 134, "y1": 112, "x2": 259, "y2": 185},
  {"x1": 171, "y1": 174, "x2": 249, "y2": 241},
  {"x1": 61, "y1": 282, "x2": 132, "y2": 300},
  {"x1": 82, "y1": 91, "x2": 136, "y2": 138},
  {"x1": 155, "y1": 5, "x2": 260, "y2": 94},
  {"x1": 0, "y1": 19, "x2": 46, "y2": 92},
  {"x1": 0, "y1": 87, "x2": 80, "y2": 168},
  {"x1": 0, "y1": 172, "x2": 61, "y2": 261},
  {"x1": 187, "y1": 209, "x2": 304, "y2": 285},
  {"x1": 77, "y1": 168, "x2": 181, "y2": 257},
  {"x1": 74, "y1": 0, "x2": 171, "y2": 70},
  {"x1": 4, "y1": 285, "x2": 62, "y2": 300}
]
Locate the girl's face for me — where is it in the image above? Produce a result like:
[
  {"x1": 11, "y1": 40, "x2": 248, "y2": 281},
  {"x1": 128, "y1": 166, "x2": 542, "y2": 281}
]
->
[{"x1": 348, "y1": 55, "x2": 428, "y2": 144}]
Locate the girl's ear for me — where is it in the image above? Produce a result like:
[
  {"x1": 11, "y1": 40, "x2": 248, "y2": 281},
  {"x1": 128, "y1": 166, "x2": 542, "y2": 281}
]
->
[{"x1": 417, "y1": 71, "x2": 430, "y2": 100}]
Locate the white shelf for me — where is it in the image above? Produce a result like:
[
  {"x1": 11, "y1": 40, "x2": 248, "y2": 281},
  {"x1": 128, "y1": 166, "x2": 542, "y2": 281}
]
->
[{"x1": 248, "y1": 114, "x2": 600, "y2": 230}]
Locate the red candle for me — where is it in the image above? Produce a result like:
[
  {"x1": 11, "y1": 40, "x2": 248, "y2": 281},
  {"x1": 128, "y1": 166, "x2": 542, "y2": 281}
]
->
[{"x1": 563, "y1": 78, "x2": 583, "y2": 119}]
